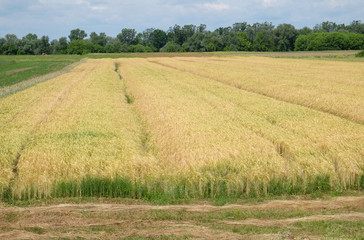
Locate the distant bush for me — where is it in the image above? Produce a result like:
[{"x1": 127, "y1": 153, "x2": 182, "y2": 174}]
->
[
  {"x1": 356, "y1": 50, "x2": 364, "y2": 57},
  {"x1": 295, "y1": 32, "x2": 364, "y2": 51},
  {"x1": 160, "y1": 42, "x2": 182, "y2": 52},
  {"x1": 129, "y1": 44, "x2": 147, "y2": 52},
  {"x1": 67, "y1": 40, "x2": 104, "y2": 55}
]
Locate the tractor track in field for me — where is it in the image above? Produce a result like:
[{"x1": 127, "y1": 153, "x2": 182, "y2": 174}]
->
[
  {"x1": 114, "y1": 61, "x2": 155, "y2": 156},
  {"x1": 0, "y1": 196, "x2": 363, "y2": 239},
  {"x1": 2, "y1": 196, "x2": 364, "y2": 213},
  {"x1": 148, "y1": 60, "x2": 363, "y2": 125}
]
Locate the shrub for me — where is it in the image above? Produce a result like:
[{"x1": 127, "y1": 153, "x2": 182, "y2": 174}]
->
[
  {"x1": 295, "y1": 32, "x2": 364, "y2": 51},
  {"x1": 356, "y1": 50, "x2": 364, "y2": 57},
  {"x1": 160, "y1": 42, "x2": 182, "y2": 52}
]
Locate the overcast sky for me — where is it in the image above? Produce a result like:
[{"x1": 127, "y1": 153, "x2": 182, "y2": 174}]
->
[{"x1": 0, "y1": 0, "x2": 363, "y2": 40}]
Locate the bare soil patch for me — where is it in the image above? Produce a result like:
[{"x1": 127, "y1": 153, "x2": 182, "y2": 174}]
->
[
  {"x1": 5, "y1": 67, "x2": 34, "y2": 75},
  {"x1": 223, "y1": 212, "x2": 364, "y2": 227},
  {"x1": 1, "y1": 196, "x2": 363, "y2": 239}
]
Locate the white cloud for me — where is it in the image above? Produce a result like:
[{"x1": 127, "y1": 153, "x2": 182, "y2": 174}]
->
[
  {"x1": 200, "y1": 2, "x2": 230, "y2": 11},
  {"x1": 90, "y1": 5, "x2": 107, "y2": 11}
]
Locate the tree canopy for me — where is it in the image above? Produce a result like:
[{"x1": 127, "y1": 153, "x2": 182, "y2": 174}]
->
[{"x1": 1, "y1": 20, "x2": 363, "y2": 55}]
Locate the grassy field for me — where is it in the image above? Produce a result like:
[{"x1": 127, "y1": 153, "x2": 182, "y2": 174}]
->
[
  {"x1": 0, "y1": 55, "x2": 82, "y2": 88},
  {"x1": 0, "y1": 53, "x2": 363, "y2": 202}
]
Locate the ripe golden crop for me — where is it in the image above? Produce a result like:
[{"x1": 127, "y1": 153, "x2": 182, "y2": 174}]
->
[
  {"x1": 1, "y1": 56, "x2": 363, "y2": 199},
  {"x1": 149, "y1": 56, "x2": 364, "y2": 124},
  {"x1": 117, "y1": 58, "x2": 364, "y2": 196}
]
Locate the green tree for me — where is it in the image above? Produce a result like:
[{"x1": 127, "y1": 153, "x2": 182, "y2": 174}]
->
[
  {"x1": 215, "y1": 26, "x2": 232, "y2": 36},
  {"x1": 105, "y1": 38, "x2": 123, "y2": 53},
  {"x1": 142, "y1": 28, "x2": 155, "y2": 46},
  {"x1": 313, "y1": 21, "x2": 338, "y2": 32},
  {"x1": 168, "y1": 24, "x2": 196, "y2": 46},
  {"x1": 150, "y1": 29, "x2": 167, "y2": 51},
  {"x1": 349, "y1": 20, "x2": 364, "y2": 34},
  {"x1": 202, "y1": 32, "x2": 223, "y2": 51},
  {"x1": 253, "y1": 32, "x2": 266, "y2": 51},
  {"x1": 246, "y1": 22, "x2": 274, "y2": 43},
  {"x1": 90, "y1": 32, "x2": 108, "y2": 46},
  {"x1": 298, "y1": 27, "x2": 312, "y2": 35},
  {"x1": 160, "y1": 42, "x2": 182, "y2": 52},
  {"x1": 68, "y1": 28, "x2": 87, "y2": 41},
  {"x1": 58, "y1": 37, "x2": 68, "y2": 53},
  {"x1": 20, "y1": 33, "x2": 39, "y2": 54},
  {"x1": 36, "y1": 35, "x2": 50, "y2": 54},
  {"x1": 51, "y1": 37, "x2": 68, "y2": 54},
  {"x1": 197, "y1": 24, "x2": 207, "y2": 33},
  {"x1": 117, "y1": 28, "x2": 137, "y2": 45},
  {"x1": 3, "y1": 34, "x2": 19, "y2": 55},
  {"x1": 129, "y1": 44, "x2": 147, "y2": 52},
  {"x1": 295, "y1": 32, "x2": 364, "y2": 51},
  {"x1": 232, "y1": 22, "x2": 248, "y2": 32},
  {"x1": 0, "y1": 38, "x2": 6, "y2": 54},
  {"x1": 294, "y1": 35, "x2": 308, "y2": 51},
  {"x1": 67, "y1": 39, "x2": 96, "y2": 54},
  {"x1": 182, "y1": 31, "x2": 207, "y2": 52},
  {"x1": 274, "y1": 24, "x2": 298, "y2": 51},
  {"x1": 237, "y1": 32, "x2": 251, "y2": 51},
  {"x1": 253, "y1": 31, "x2": 273, "y2": 51}
]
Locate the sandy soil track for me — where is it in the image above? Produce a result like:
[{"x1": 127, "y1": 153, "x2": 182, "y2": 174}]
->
[{"x1": 1, "y1": 196, "x2": 363, "y2": 239}]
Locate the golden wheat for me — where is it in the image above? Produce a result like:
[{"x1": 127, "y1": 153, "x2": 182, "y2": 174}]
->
[
  {"x1": 149, "y1": 56, "x2": 364, "y2": 123},
  {"x1": 0, "y1": 61, "x2": 91, "y2": 192},
  {"x1": 1, "y1": 56, "x2": 363, "y2": 199},
  {"x1": 118, "y1": 58, "x2": 364, "y2": 193},
  {"x1": 1, "y1": 59, "x2": 150, "y2": 198}
]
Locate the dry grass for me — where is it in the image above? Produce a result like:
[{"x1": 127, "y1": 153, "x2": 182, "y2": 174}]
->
[{"x1": 149, "y1": 56, "x2": 364, "y2": 123}]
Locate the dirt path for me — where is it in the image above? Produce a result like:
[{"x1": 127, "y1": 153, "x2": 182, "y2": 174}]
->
[
  {"x1": 2, "y1": 196, "x2": 363, "y2": 213},
  {"x1": 223, "y1": 212, "x2": 364, "y2": 227},
  {"x1": 1, "y1": 196, "x2": 363, "y2": 239}
]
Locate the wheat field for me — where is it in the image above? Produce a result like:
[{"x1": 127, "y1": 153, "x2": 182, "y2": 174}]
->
[
  {"x1": 149, "y1": 56, "x2": 364, "y2": 123},
  {"x1": 0, "y1": 56, "x2": 363, "y2": 200}
]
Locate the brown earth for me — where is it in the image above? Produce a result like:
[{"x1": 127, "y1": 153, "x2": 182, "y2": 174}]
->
[
  {"x1": 5, "y1": 67, "x2": 33, "y2": 75},
  {"x1": 0, "y1": 196, "x2": 363, "y2": 239}
]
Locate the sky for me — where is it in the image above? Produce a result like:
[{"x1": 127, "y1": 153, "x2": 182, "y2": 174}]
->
[{"x1": 0, "y1": 0, "x2": 363, "y2": 40}]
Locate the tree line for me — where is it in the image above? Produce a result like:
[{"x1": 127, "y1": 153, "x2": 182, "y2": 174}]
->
[{"x1": 1, "y1": 20, "x2": 363, "y2": 55}]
